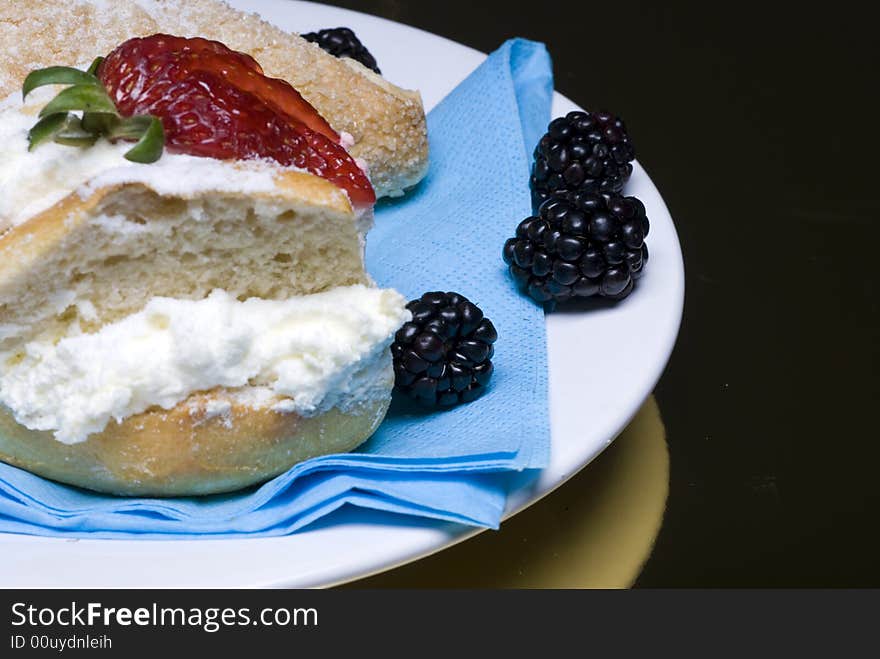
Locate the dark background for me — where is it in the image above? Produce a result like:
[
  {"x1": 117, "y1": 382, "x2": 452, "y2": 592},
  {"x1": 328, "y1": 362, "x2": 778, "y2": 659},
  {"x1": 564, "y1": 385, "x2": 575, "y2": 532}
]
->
[{"x1": 319, "y1": 0, "x2": 879, "y2": 586}]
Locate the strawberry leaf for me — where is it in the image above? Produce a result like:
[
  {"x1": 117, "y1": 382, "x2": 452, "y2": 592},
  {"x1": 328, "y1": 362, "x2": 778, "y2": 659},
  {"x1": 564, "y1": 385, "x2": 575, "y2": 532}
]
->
[
  {"x1": 28, "y1": 113, "x2": 98, "y2": 150},
  {"x1": 86, "y1": 57, "x2": 105, "y2": 77},
  {"x1": 23, "y1": 58, "x2": 168, "y2": 165},
  {"x1": 119, "y1": 116, "x2": 165, "y2": 163},
  {"x1": 81, "y1": 112, "x2": 116, "y2": 135},
  {"x1": 27, "y1": 113, "x2": 70, "y2": 150},
  {"x1": 39, "y1": 84, "x2": 118, "y2": 118},
  {"x1": 54, "y1": 120, "x2": 101, "y2": 148},
  {"x1": 23, "y1": 66, "x2": 99, "y2": 100}
]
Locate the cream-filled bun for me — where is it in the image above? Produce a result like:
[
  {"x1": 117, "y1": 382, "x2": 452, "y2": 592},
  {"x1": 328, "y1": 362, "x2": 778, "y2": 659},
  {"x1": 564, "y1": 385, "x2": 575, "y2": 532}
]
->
[{"x1": 0, "y1": 78, "x2": 411, "y2": 496}]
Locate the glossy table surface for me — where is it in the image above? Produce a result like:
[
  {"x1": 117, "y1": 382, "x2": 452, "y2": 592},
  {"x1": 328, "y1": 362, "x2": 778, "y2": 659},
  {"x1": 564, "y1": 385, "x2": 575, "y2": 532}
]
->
[{"x1": 333, "y1": 0, "x2": 879, "y2": 587}]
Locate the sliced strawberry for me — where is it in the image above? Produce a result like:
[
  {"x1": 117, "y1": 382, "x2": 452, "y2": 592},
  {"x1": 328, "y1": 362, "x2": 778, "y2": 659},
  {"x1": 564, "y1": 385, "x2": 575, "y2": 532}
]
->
[
  {"x1": 174, "y1": 35, "x2": 264, "y2": 73},
  {"x1": 102, "y1": 34, "x2": 263, "y2": 79},
  {"x1": 196, "y1": 53, "x2": 338, "y2": 141},
  {"x1": 98, "y1": 35, "x2": 373, "y2": 205},
  {"x1": 100, "y1": 35, "x2": 338, "y2": 142}
]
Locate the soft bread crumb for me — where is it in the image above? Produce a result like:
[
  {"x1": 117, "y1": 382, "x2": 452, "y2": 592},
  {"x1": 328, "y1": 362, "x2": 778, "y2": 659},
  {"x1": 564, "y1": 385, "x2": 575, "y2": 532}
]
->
[{"x1": 0, "y1": 176, "x2": 369, "y2": 353}]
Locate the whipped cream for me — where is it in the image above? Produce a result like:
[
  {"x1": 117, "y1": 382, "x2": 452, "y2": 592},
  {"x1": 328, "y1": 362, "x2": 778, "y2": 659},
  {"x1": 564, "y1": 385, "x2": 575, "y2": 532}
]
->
[
  {"x1": 0, "y1": 88, "x2": 366, "y2": 233},
  {"x1": 0, "y1": 285, "x2": 410, "y2": 444}
]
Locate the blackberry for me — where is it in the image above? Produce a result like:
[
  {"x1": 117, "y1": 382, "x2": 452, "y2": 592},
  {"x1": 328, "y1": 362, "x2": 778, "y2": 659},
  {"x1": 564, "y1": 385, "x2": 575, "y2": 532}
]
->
[
  {"x1": 530, "y1": 110, "x2": 635, "y2": 210},
  {"x1": 301, "y1": 27, "x2": 381, "y2": 74},
  {"x1": 392, "y1": 292, "x2": 497, "y2": 407},
  {"x1": 503, "y1": 193, "x2": 649, "y2": 303}
]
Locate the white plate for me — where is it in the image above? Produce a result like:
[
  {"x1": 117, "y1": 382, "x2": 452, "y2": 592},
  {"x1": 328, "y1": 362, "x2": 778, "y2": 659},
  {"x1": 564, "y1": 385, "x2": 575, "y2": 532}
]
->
[{"x1": 0, "y1": 0, "x2": 684, "y2": 588}]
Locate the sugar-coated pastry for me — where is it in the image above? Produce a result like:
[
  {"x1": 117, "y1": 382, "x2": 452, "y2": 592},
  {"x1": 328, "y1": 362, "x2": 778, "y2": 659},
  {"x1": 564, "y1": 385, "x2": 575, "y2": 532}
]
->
[{"x1": 0, "y1": 0, "x2": 429, "y2": 198}]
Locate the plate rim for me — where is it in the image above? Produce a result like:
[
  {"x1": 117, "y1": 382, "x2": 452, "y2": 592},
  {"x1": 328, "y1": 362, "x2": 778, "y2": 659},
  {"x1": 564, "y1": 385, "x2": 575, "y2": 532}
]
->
[{"x1": 0, "y1": 0, "x2": 684, "y2": 589}]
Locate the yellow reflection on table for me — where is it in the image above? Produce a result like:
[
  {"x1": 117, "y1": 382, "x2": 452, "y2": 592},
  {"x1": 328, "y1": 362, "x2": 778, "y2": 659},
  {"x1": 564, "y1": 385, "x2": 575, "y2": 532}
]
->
[{"x1": 344, "y1": 395, "x2": 669, "y2": 588}]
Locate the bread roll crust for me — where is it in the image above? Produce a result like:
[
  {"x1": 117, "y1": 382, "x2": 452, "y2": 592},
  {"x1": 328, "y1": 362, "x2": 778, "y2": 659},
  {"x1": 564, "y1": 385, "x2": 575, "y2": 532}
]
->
[{"x1": 0, "y1": 385, "x2": 391, "y2": 496}]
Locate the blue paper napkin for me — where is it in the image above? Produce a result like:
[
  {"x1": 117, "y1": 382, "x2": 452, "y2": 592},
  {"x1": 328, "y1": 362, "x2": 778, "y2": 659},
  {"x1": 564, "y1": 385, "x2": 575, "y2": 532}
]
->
[{"x1": 0, "y1": 38, "x2": 553, "y2": 538}]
